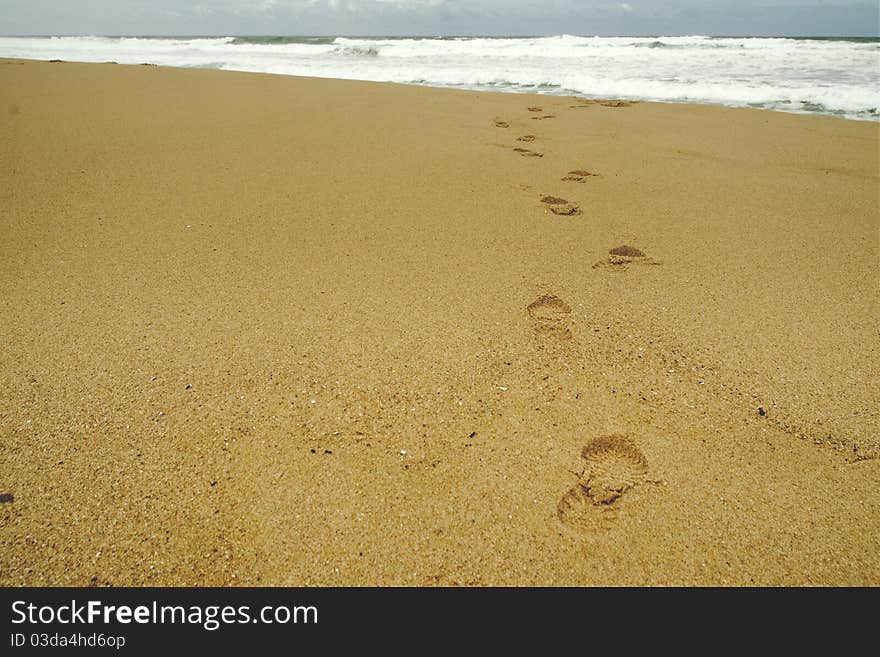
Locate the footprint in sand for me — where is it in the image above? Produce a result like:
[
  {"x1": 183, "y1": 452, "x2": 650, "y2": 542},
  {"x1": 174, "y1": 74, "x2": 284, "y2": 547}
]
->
[
  {"x1": 531, "y1": 115, "x2": 556, "y2": 120},
  {"x1": 592, "y1": 245, "x2": 661, "y2": 271},
  {"x1": 561, "y1": 170, "x2": 598, "y2": 183},
  {"x1": 526, "y1": 294, "x2": 573, "y2": 341},
  {"x1": 599, "y1": 99, "x2": 633, "y2": 108},
  {"x1": 494, "y1": 120, "x2": 510, "y2": 128},
  {"x1": 514, "y1": 147, "x2": 544, "y2": 158},
  {"x1": 527, "y1": 106, "x2": 543, "y2": 112},
  {"x1": 540, "y1": 195, "x2": 581, "y2": 216},
  {"x1": 557, "y1": 435, "x2": 648, "y2": 533},
  {"x1": 568, "y1": 98, "x2": 593, "y2": 109},
  {"x1": 517, "y1": 135, "x2": 537, "y2": 142}
]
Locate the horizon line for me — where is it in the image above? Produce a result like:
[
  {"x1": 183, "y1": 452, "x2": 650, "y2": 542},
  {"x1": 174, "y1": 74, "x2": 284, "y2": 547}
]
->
[{"x1": 2, "y1": 33, "x2": 879, "y2": 39}]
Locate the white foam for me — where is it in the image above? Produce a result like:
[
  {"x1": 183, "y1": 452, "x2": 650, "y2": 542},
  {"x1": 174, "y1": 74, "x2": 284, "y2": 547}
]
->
[{"x1": 1, "y1": 35, "x2": 877, "y2": 120}]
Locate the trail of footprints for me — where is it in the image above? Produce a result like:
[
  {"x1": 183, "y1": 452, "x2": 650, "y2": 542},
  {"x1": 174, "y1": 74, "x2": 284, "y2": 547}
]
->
[
  {"x1": 498, "y1": 104, "x2": 661, "y2": 266},
  {"x1": 557, "y1": 435, "x2": 649, "y2": 533},
  {"x1": 496, "y1": 103, "x2": 606, "y2": 212},
  {"x1": 496, "y1": 104, "x2": 663, "y2": 267},
  {"x1": 499, "y1": 102, "x2": 654, "y2": 536},
  {"x1": 522, "y1": 292, "x2": 656, "y2": 532},
  {"x1": 496, "y1": 97, "x2": 632, "y2": 163}
]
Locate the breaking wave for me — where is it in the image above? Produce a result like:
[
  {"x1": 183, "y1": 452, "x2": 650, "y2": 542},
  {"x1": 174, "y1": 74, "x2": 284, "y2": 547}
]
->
[{"x1": 1, "y1": 34, "x2": 877, "y2": 120}]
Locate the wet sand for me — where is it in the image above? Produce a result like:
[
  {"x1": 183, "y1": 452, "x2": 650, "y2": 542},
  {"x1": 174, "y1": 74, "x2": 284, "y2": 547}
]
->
[{"x1": 1, "y1": 59, "x2": 878, "y2": 586}]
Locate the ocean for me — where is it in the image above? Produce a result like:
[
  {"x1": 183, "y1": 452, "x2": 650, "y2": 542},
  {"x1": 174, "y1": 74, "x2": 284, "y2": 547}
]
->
[{"x1": 1, "y1": 35, "x2": 877, "y2": 121}]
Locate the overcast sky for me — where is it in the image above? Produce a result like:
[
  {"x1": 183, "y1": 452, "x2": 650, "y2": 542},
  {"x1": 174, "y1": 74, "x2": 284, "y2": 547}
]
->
[{"x1": 1, "y1": 1, "x2": 878, "y2": 37}]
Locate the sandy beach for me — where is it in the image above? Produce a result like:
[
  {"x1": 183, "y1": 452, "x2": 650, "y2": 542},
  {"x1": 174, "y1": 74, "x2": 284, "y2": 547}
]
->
[{"x1": 1, "y1": 59, "x2": 878, "y2": 586}]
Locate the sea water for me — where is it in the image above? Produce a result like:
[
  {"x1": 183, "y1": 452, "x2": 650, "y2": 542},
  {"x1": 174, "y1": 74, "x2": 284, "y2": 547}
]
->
[{"x1": 1, "y1": 34, "x2": 877, "y2": 120}]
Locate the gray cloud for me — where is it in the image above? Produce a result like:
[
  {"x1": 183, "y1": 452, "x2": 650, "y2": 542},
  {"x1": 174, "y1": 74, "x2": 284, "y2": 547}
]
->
[{"x1": 0, "y1": 1, "x2": 877, "y2": 36}]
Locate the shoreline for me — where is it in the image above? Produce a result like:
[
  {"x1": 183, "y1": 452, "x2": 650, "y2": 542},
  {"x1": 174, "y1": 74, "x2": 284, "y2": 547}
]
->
[
  {"x1": 4, "y1": 55, "x2": 874, "y2": 124},
  {"x1": 8, "y1": 35, "x2": 880, "y2": 122},
  {"x1": 1, "y1": 59, "x2": 878, "y2": 585}
]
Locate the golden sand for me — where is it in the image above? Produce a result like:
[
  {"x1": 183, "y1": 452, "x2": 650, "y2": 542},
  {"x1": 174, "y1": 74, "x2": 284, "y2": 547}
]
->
[{"x1": 1, "y1": 59, "x2": 878, "y2": 586}]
